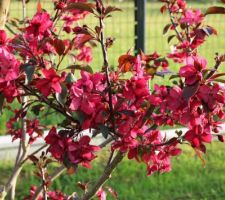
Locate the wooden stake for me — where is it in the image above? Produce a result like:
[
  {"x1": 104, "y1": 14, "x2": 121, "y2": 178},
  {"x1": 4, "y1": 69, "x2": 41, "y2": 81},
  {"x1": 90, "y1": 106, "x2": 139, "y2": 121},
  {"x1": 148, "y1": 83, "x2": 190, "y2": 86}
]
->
[{"x1": 0, "y1": 0, "x2": 11, "y2": 30}]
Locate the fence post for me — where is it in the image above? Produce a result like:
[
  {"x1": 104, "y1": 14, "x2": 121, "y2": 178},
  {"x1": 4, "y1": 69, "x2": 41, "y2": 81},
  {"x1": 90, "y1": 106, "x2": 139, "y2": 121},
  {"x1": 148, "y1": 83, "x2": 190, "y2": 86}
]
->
[
  {"x1": 134, "y1": 0, "x2": 146, "y2": 54},
  {"x1": 0, "y1": 0, "x2": 11, "y2": 30}
]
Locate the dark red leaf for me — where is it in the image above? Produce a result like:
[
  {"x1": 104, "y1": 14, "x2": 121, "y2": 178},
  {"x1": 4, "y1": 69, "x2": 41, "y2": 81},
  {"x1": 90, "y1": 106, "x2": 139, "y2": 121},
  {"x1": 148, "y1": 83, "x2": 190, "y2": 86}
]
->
[
  {"x1": 54, "y1": 39, "x2": 65, "y2": 56},
  {"x1": 160, "y1": 5, "x2": 167, "y2": 13},
  {"x1": 202, "y1": 26, "x2": 217, "y2": 36},
  {"x1": 218, "y1": 135, "x2": 224, "y2": 142},
  {"x1": 28, "y1": 155, "x2": 39, "y2": 163},
  {"x1": 205, "y1": 6, "x2": 225, "y2": 15},
  {"x1": 163, "y1": 24, "x2": 171, "y2": 35},
  {"x1": 182, "y1": 82, "x2": 200, "y2": 101},
  {"x1": 66, "y1": 2, "x2": 95, "y2": 13},
  {"x1": 167, "y1": 35, "x2": 176, "y2": 43},
  {"x1": 104, "y1": 6, "x2": 122, "y2": 16},
  {"x1": 76, "y1": 34, "x2": 94, "y2": 48}
]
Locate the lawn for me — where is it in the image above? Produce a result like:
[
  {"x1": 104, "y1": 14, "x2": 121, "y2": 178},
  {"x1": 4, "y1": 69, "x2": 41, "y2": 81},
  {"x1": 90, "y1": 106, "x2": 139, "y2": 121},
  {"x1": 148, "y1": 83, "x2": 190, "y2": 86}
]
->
[{"x1": 1, "y1": 142, "x2": 225, "y2": 200}]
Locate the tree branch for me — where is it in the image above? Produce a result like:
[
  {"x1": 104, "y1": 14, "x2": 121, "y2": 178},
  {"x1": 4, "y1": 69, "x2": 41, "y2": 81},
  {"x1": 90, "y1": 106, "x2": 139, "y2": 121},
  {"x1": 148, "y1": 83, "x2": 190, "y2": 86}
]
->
[
  {"x1": 79, "y1": 151, "x2": 124, "y2": 200},
  {"x1": 99, "y1": 17, "x2": 116, "y2": 135}
]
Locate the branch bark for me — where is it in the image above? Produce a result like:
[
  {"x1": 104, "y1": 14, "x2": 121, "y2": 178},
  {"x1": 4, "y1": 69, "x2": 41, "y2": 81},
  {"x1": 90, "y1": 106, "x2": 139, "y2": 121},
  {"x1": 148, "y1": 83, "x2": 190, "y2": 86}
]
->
[
  {"x1": 99, "y1": 17, "x2": 116, "y2": 135},
  {"x1": 0, "y1": 0, "x2": 10, "y2": 29},
  {"x1": 79, "y1": 151, "x2": 124, "y2": 200}
]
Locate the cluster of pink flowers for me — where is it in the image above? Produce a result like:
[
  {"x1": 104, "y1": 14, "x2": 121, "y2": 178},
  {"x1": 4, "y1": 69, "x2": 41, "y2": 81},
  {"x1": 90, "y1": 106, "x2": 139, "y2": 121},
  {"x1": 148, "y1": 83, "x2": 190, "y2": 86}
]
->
[
  {"x1": 45, "y1": 127, "x2": 100, "y2": 168},
  {"x1": 0, "y1": 31, "x2": 20, "y2": 102},
  {"x1": 7, "y1": 110, "x2": 43, "y2": 144},
  {"x1": 36, "y1": 68, "x2": 66, "y2": 97},
  {"x1": 70, "y1": 71, "x2": 107, "y2": 129},
  {"x1": 1, "y1": 0, "x2": 225, "y2": 198},
  {"x1": 25, "y1": 186, "x2": 67, "y2": 200}
]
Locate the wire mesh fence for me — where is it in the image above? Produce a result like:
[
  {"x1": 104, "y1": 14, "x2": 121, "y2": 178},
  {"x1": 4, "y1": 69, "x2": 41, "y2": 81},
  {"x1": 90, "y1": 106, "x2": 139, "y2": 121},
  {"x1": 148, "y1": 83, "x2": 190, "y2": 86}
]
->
[{"x1": 8, "y1": 0, "x2": 225, "y2": 67}]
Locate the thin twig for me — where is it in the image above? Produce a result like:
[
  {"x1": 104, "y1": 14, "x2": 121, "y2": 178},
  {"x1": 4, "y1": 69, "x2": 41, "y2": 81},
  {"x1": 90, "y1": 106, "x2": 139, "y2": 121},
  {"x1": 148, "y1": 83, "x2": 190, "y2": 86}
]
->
[
  {"x1": 21, "y1": 144, "x2": 48, "y2": 165},
  {"x1": 40, "y1": 167, "x2": 48, "y2": 200},
  {"x1": 99, "y1": 16, "x2": 116, "y2": 136},
  {"x1": 99, "y1": 137, "x2": 114, "y2": 148},
  {"x1": 31, "y1": 165, "x2": 66, "y2": 200},
  {"x1": 206, "y1": 60, "x2": 222, "y2": 79},
  {"x1": 167, "y1": 3, "x2": 183, "y2": 42}
]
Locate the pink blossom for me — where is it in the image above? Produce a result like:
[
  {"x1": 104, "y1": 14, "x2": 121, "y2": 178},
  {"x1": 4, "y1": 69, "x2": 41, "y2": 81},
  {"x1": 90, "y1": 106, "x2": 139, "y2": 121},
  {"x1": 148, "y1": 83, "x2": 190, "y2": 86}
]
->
[
  {"x1": 36, "y1": 68, "x2": 66, "y2": 97},
  {"x1": 0, "y1": 30, "x2": 7, "y2": 45},
  {"x1": 76, "y1": 46, "x2": 93, "y2": 63},
  {"x1": 185, "y1": 125, "x2": 212, "y2": 149},
  {"x1": 179, "y1": 56, "x2": 207, "y2": 85},
  {"x1": 26, "y1": 12, "x2": 53, "y2": 37},
  {"x1": 180, "y1": 9, "x2": 204, "y2": 25},
  {"x1": 45, "y1": 127, "x2": 66, "y2": 160},
  {"x1": 25, "y1": 186, "x2": 67, "y2": 200},
  {"x1": 96, "y1": 188, "x2": 107, "y2": 200},
  {"x1": 67, "y1": 135, "x2": 100, "y2": 168}
]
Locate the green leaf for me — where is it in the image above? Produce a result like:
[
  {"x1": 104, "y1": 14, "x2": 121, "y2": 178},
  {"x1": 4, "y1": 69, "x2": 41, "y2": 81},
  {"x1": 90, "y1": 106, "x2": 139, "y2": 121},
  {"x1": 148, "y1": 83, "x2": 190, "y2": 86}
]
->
[
  {"x1": 67, "y1": 65, "x2": 93, "y2": 73},
  {"x1": 214, "y1": 78, "x2": 225, "y2": 83},
  {"x1": 65, "y1": 72, "x2": 76, "y2": 83},
  {"x1": 98, "y1": 124, "x2": 111, "y2": 139},
  {"x1": 169, "y1": 74, "x2": 180, "y2": 80},
  {"x1": 31, "y1": 104, "x2": 44, "y2": 115},
  {"x1": 0, "y1": 93, "x2": 5, "y2": 115},
  {"x1": 56, "y1": 84, "x2": 67, "y2": 105},
  {"x1": 72, "y1": 111, "x2": 85, "y2": 124},
  {"x1": 21, "y1": 64, "x2": 36, "y2": 83}
]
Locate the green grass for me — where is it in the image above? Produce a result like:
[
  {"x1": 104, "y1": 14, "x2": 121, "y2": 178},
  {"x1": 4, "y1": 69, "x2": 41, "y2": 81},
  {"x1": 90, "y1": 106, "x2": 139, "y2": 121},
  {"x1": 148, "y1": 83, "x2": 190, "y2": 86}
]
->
[{"x1": 1, "y1": 142, "x2": 225, "y2": 199}]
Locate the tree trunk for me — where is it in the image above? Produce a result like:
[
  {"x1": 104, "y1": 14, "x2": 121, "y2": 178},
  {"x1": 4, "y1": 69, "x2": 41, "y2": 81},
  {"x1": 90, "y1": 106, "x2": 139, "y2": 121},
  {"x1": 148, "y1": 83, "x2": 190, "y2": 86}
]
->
[{"x1": 0, "y1": 0, "x2": 10, "y2": 30}]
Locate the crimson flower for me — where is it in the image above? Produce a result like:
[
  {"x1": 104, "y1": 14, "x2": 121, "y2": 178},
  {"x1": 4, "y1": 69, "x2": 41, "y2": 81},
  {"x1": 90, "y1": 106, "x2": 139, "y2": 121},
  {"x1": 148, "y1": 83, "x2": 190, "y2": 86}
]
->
[
  {"x1": 185, "y1": 125, "x2": 212, "y2": 150},
  {"x1": 26, "y1": 12, "x2": 53, "y2": 37},
  {"x1": 67, "y1": 136, "x2": 100, "y2": 168},
  {"x1": 198, "y1": 84, "x2": 225, "y2": 110},
  {"x1": 179, "y1": 56, "x2": 207, "y2": 85},
  {"x1": 0, "y1": 30, "x2": 7, "y2": 45},
  {"x1": 36, "y1": 68, "x2": 66, "y2": 97},
  {"x1": 45, "y1": 127, "x2": 66, "y2": 160},
  {"x1": 76, "y1": 46, "x2": 92, "y2": 63}
]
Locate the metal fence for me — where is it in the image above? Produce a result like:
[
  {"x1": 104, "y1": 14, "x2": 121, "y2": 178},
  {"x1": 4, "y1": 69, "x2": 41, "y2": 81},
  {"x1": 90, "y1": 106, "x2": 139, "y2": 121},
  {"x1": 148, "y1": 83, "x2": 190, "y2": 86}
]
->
[{"x1": 8, "y1": 0, "x2": 225, "y2": 67}]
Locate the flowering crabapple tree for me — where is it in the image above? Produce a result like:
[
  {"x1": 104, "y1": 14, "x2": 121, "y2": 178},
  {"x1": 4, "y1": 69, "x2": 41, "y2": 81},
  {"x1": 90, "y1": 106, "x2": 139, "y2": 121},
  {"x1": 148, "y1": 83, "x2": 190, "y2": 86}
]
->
[{"x1": 0, "y1": 0, "x2": 225, "y2": 199}]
